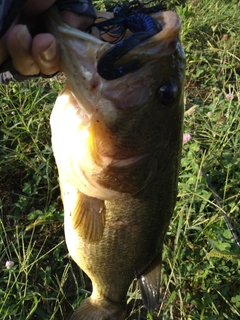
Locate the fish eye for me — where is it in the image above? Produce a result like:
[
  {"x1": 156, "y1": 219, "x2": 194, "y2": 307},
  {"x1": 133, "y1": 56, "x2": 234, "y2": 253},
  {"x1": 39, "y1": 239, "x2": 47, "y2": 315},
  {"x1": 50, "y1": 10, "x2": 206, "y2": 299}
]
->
[{"x1": 158, "y1": 81, "x2": 178, "y2": 106}]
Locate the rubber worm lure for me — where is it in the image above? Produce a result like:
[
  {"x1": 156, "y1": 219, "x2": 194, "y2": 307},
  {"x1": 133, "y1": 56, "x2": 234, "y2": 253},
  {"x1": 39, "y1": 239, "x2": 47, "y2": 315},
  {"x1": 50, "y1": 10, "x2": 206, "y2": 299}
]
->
[{"x1": 97, "y1": 12, "x2": 161, "y2": 80}]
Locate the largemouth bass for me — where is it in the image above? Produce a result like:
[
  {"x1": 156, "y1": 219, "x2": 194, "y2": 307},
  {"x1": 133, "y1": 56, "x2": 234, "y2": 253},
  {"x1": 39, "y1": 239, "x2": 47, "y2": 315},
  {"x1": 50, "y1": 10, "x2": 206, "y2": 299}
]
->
[{"x1": 46, "y1": 5, "x2": 185, "y2": 320}]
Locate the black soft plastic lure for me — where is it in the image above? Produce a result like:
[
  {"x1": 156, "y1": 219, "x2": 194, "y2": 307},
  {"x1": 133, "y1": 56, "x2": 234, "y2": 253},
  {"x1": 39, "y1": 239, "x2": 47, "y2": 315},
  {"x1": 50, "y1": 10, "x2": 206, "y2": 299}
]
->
[
  {"x1": 91, "y1": 1, "x2": 167, "y2": 80},
  {"x1": 90, "y1": 0, "x2": 166, "y2": 44}
]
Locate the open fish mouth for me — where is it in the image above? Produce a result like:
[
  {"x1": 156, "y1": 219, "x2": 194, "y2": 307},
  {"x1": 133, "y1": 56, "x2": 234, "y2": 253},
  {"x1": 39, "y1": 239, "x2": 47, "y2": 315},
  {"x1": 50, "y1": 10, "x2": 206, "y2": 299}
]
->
[{"x1": 45, "y1": 6, "x2": 182, "y2": 113}]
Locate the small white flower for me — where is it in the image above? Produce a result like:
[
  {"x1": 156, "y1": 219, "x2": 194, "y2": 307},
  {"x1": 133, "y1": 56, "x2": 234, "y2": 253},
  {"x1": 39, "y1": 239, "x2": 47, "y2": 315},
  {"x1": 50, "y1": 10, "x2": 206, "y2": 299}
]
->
[{"x1": 5, "y1": 261, "x2": 14, "y2": 269}]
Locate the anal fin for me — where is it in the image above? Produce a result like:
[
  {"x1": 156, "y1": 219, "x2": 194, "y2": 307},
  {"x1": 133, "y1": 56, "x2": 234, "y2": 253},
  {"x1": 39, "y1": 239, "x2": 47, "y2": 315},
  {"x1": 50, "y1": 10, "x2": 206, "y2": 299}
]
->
[
  {"x1": 60, "y1": 176, "x2": 105, "y2": 243},
  {"x1": 137, "y1": 255, "x2": 162, "y2": 311}
]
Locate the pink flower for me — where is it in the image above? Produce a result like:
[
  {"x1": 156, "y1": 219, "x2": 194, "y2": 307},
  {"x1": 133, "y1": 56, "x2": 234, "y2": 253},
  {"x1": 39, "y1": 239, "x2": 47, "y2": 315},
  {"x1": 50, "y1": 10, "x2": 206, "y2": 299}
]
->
[
  {"x1": 5, "y1": 261, "x2": 14, "y2": 269},
  {"x1": 225, "y1": 93, "x2": 234, "y2": 100},
  {"x1": 183, "y1": 133, "x2": 191, "y2": 144}
]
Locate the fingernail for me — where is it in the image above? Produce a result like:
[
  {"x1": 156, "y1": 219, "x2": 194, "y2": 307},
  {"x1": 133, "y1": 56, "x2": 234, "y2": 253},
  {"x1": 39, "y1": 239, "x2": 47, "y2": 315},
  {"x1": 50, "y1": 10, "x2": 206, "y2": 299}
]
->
[
  {"x1": 17, "y1": 25, "x2": 31, "y2": 51},
  {"x1": 40, "y1": 41, "x2": 57, "y2": 61}
]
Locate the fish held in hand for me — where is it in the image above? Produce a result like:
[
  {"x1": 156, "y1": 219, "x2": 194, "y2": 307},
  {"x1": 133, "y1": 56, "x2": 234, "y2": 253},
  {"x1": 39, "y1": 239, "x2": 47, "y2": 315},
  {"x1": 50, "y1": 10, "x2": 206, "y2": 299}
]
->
[{"x1": 46, "y1": 4, "x2": 185, "y2": 320}]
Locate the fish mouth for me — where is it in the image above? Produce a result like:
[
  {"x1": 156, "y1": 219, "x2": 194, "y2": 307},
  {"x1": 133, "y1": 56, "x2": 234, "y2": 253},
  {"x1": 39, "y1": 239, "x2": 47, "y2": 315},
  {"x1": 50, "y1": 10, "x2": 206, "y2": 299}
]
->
[{"x1": 45, "y1": 7, "x2": 181, "y2": 117}]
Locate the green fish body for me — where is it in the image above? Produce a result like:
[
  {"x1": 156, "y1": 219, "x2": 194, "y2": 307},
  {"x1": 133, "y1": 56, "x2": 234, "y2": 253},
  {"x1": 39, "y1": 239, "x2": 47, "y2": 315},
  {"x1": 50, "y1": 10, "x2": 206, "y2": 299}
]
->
[{"x1": 46, "y1": 7, "x2": 185, "y2": 320}]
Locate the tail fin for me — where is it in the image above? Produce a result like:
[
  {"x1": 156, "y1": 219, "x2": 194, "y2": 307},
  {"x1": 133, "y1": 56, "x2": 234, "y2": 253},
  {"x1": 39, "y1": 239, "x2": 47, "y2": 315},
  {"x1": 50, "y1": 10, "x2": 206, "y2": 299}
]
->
[{"x1": 70, "y1": 297, "x2": 126, "y2": 320}]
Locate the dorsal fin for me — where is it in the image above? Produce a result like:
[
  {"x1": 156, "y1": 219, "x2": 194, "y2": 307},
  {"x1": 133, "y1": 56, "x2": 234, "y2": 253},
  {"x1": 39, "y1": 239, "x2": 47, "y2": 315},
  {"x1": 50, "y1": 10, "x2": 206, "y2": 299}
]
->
[
  {"x1": 60, "y1": 176, "x2": 105, "y2": 243},
  {"x1": 137, "y1": 255, "x2": 162, "y2": 311}
]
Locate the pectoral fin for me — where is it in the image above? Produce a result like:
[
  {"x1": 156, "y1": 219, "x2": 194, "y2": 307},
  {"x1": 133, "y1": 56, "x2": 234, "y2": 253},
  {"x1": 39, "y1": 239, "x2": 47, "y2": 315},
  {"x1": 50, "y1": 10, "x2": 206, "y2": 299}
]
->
[
  {"x1": 72, "y1": 192, "x2": 105, "y2": 242},
  {"x1": 60, "y1": 176, "x2": 105, "y2": 242},
  {"x1": 137, "y1": 255, "x2": 161, "y2": 311}
]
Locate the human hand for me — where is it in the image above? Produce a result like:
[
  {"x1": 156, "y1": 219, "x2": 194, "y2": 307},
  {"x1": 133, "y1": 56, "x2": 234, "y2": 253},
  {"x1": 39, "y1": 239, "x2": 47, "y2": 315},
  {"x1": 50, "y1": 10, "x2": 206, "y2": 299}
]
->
[{"x1": 0, "y1": 0, "x2": 94, "y2": 77}]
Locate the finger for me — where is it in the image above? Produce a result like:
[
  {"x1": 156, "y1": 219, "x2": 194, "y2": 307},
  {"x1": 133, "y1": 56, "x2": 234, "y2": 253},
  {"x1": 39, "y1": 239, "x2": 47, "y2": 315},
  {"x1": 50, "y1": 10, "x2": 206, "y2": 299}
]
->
[
  {"x1": 32, "y1": 33, "x2": 60, "y2": 75},
  {"x1": 23, "y1": 0, "x2": 56, "y2": 16},
  {"x1": 7, "y1": 24, "x2": 40, "y2": 75}
]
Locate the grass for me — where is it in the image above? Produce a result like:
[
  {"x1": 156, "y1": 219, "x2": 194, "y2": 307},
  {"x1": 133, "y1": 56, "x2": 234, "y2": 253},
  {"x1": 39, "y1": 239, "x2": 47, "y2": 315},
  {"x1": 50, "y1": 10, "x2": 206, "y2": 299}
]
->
[{"x1": 0, "y1": 0, "x2": 240, "y2": 319}]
